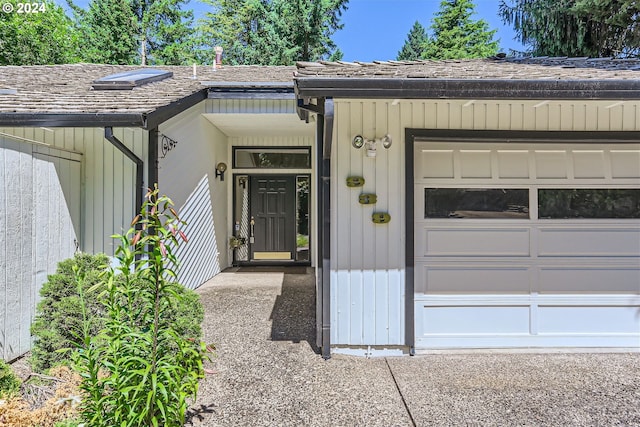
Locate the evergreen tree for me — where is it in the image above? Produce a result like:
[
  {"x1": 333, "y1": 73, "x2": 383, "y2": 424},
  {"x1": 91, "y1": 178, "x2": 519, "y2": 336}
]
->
[
  {"x1": 397, "y1": 21, "x2": 428, "y2": 60},
  {"x1": 71, "y1": 0, "x2": 195, "y2": 65},
  {"x1": 277, "y1": 0, "x2": 348, "y2": 62},
  {"x1": 423, "y1": 0, "x2": 499, "y2": 59},
  {"x1": 131, "y1": 0, "x2": 196, "y2": 65},
  {"x1": 75, "y1": 0, "x2": 139, "y2": 64},
  {"x1": 0, "y1": 0, "x2": 80, "y2": 65},
  {"x1": 499, "y1": 0, "x2": 640, "y2": 57},
  {"x1": 197, "y1": 0, "x2": 348, "y2": 65}
]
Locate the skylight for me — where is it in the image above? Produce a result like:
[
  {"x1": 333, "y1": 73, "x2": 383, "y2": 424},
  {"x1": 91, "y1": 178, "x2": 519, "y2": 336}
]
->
[{"x1": 91, "y1": 69, "x2": 173, "y2": 90}]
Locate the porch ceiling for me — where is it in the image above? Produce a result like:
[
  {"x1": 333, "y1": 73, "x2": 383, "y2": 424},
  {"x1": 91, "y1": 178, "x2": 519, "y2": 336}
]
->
[{"x1": 203, "y1": 113, "x2": 314, "y2": 137}]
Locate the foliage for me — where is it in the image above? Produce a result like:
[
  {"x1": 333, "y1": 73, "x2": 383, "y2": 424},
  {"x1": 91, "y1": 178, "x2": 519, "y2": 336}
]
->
[
  {"x1": 0, "y1": 0, "x2": 80, "y2": 65},
  {"x1": 197, "y1": 0, "x2": 348, "y2": 65},
  {"x1": 73, "y1": 186, "x2": 211, "y2": 427},
  {"x1": 30, "y1": 251, "x2": 203, "y2": 373},
  {"x1": 73, "y1": 0, "x2": 139, "y2": 64},
  {"x1": 499, "y1": 0, "x2": 640, "y2": 57},
  {"x1": 422, "y1": 0, "x2": 499, "y2": 59},
  {"x1": 68, "y1": 0, "x2": 196, "y2": 65},
  {"x1": 0, "y1": 360, "x2": 20, "y2": 397},
  {"x1": 397, "y1": 21, "x2": 428, "y2": 60},
  {"x1": 30, "y1": 253, "x2": 109, "y2": 373},
  {"x1": 131, "y1": 0, "x2": 196, "y2": 64}
]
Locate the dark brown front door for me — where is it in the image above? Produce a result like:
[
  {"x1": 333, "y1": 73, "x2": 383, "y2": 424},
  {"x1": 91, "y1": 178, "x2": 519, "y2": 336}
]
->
[{"x1": 250, "y1": 175, "x2": 296, "y2": 261}]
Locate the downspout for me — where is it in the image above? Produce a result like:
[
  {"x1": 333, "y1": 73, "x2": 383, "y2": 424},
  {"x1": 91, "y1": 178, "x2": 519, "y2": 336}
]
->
[
  {"x1": 320, "y1": 99, "x2": 334, "y2": 360},
  {"x1": 297, "y1": 95, "x2": 334, "y2": 359},
  {"x1": 148, "y1": 128, "x2": 159, "y2": 189},
  {"x1": 314, "y1": 98, "x2": 334, "y2": 360},
  {"x1": 104, "y1": 127, "x2": 144, "y2": 219}
]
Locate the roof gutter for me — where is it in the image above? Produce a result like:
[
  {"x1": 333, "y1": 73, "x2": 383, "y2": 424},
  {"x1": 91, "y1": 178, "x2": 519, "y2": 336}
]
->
[
  {"x1": 295, "y1": 78, "x2": 640, "y2": 100},
  {"x1": 0, "y1": 113, "x2": 144, "y2": 128}
]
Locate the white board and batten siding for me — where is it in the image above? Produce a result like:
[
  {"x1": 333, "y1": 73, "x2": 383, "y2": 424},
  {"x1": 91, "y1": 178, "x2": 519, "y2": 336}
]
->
[
  {"x1": 0, "y1": 126, "x2": 147, "y2": 256},
  {"x1": 0, "y1": 134, "x2": 81, "y2": 360},
  {"x1": 331, "y1": 101, "x2": 406, "y2": 347},
  {"x1": 0, "y1": 127, "x2": 145, "y2": 360},
  {"x1": 330, "y1": 99, "x2": 640, "y2": 350}
]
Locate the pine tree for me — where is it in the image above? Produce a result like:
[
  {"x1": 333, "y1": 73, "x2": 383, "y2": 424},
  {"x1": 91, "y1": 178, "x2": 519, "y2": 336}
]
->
[
  {"x1": 131, "y1": 0, "x2": 196, "y2": 65},
  {"x1": 397, "y1": 21, "x2": 428, "y2": 60},
  {"x1": 423, "y1": 0, "x2": 499, "y2": 59},
  {"x1": 499, "y1": 0, "x2": 640, "y2": 57}
]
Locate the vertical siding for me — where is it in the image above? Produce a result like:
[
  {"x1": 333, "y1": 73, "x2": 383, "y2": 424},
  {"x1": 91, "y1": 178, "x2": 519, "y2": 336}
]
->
[
  {"x1": 205, "y1": 98, "x2": 297, "y2": 114},
  {"x1": 0, "y1": 135, "x2": 81, "y2": 360},
  {"x1": 331, "y1": 98, "x2": 638, "y2": 347}
]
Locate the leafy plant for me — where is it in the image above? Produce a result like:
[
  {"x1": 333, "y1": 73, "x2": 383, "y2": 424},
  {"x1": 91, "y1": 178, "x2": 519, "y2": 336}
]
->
[
  {"x1": 30, "y1": 252, "x2": 109, "y2": 373},
  {"x1": 31, "y1": 253, "x2": 204, "y2": 373},
  {"x1": 74, "y1": 186, "x2": 211, "y2": 427},
  {"x1": 0, "y1": 359, "x2": 21, "y2": 398}
]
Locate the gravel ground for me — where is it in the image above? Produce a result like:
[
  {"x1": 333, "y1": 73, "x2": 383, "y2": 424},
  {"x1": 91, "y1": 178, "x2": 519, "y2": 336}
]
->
[{"x1": 188, "y1": 268, "x2": 640, "y2": 427}]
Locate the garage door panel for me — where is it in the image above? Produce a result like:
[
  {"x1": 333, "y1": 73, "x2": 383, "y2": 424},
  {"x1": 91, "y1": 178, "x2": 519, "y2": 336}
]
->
[
  {"x1": 539, "y1": 267, "x2": 640, "y2": 293},
  {"x1": 419, "y1": 149, "x2": 454, "y2": 178},
  {"x1": 420, "y1": 305, "x2": 530, "y2": 335},
  {"x1": 610, "y1": 150, "x2": 640, "y2": 178},
  {"x1": 538, "y1": 306, "x2": 640, "y2": 334},
  {"x1": 421, "y1": 228, "x2": 530, "y2": 256},
  {"x1": 497, "y1": 150, "x2": 530, "y2": 178},
  {"x1": 573, "y1": 150, "x2": 606, "y2": 178},
  {"x1": 417, "y1": 265, "x2": 531, "y2": 294},
  {"x1": 538, "y1": 228, "x2": 640, "y2": 257}
]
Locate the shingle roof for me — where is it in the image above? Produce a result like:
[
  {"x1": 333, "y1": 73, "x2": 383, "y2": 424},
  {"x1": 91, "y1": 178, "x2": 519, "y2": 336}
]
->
[
  {"x1": 293, "y1": 57, "x2": 640, "y2": 101},
  {"x1": 294, "y1": 57, "x2": 640, "y2": 80},
  {"x1": 1, "y1": 58, "x2": 639, "y2": 127},
  {"x1": 0, "y1": 64, "x2": 295, "y2": 115}
]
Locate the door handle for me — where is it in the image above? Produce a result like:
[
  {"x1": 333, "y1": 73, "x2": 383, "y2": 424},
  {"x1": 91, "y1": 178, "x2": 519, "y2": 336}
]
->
[{"x1": 249, "y1": 216, "x2": 255, "y2": 243}]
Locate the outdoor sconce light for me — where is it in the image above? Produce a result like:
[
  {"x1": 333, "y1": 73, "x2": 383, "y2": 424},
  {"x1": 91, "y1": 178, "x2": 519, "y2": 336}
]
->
[
  {"x1": 215, "y1": 162, "x2": 227, "y2": 181},
  {"x1": 352, "y1": 134, "x2": 392, "y2": 158}
]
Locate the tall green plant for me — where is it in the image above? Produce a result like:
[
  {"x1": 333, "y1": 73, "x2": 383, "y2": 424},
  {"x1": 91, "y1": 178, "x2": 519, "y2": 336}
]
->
[{"x1": 74, "y1": 186, "x2": 210, "y2": 427}]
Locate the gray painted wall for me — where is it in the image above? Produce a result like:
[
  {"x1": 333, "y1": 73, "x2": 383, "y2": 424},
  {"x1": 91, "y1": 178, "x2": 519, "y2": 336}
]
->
[{"x1": 0, "y1": 135, "x2": 81, "y2": 360}]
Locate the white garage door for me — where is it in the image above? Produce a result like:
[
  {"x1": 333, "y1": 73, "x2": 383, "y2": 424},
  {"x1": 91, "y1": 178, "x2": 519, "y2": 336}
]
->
[{"x1": 414, "y1": 141, "x2": 640, "y2": 349}]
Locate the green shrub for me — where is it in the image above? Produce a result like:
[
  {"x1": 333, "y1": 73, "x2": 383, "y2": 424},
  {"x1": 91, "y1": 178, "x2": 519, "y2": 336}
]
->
[
  {"x1": 31, "y1": 253, "x2": 204, "y2": 374},
  {"x1": 74, "y1": 187, "x2": 211, "y2": 427},
  {"x1": 30, "y1": 252, "x2": 109, "y2": 373},
  {"x1": 0, "y1": 359, "x2": 21, "y2": 397}
]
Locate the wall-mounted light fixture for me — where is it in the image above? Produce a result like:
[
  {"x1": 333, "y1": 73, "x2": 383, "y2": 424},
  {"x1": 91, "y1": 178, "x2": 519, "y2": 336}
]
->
[
  {"x1": 352, "y1": 134, "x2": 392, "y2": 158},
  {"x1": 215, "y1": 162, "x2": 227, "y2": 181}
]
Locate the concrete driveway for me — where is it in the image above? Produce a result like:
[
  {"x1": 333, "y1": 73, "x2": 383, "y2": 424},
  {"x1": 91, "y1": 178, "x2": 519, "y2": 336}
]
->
[{"x1": 187, "y1": 267, "x2": 640, "y2": 426}]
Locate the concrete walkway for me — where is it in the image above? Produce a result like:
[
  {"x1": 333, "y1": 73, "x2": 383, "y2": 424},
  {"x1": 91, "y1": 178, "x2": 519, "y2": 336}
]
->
[{"x1": 187, "y1": 268, "x2": 640, "y2": 426}]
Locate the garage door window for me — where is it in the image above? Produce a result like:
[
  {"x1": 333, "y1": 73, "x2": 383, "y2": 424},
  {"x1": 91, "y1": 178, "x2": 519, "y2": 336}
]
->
[
  {"x1": 425, "y1": 188, "x2": 529, "y2": 219},
  {"x1": 539, "y1": 189, "x2": 640, "y2": 219}
]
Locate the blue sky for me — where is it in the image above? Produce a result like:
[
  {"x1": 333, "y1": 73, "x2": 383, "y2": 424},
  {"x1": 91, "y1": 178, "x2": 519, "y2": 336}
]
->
[
  {"x1": 58, "y1": 0, "x2": 525, "y2": 62},
  {"x1": 334, "y1": 0, "x2": 525, "y2": 61}
]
